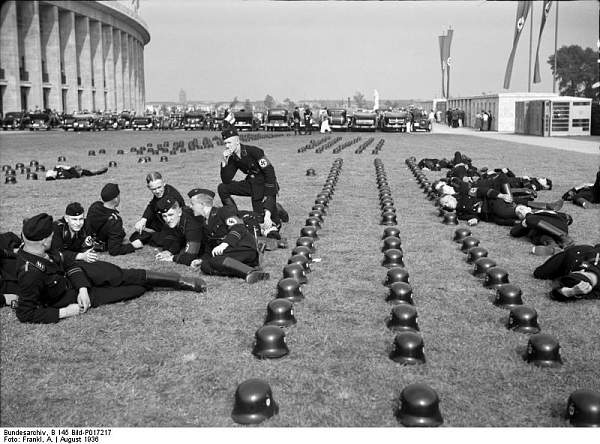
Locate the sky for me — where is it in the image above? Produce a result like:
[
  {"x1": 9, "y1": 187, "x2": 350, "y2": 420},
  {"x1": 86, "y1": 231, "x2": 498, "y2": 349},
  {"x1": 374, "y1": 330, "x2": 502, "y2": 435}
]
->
[{"x1": 138, "y1": 0, "x2": 598, "y2": 103}]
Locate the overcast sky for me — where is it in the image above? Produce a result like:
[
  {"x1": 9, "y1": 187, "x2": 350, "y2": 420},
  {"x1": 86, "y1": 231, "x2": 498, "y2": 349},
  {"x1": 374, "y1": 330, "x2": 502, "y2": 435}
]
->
[{"x1": 139, "y1": 0, "x2": 598, "y2": 103}]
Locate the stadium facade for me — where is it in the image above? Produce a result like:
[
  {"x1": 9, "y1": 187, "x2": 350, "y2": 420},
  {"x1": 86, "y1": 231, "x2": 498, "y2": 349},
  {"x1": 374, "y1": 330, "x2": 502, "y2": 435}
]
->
[{"x1": 0, "y1": 0, "x2": 150, "y2": 115}]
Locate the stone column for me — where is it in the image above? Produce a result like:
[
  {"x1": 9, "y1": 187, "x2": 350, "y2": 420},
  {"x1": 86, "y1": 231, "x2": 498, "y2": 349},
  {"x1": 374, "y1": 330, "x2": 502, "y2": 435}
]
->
[
  {"x1": 89, "y1": 20, "x2": 104, "y2": 112},
  {"x1": 39, "y1": 4, "x2": 61, "y2": 111},
  {"x1": 140, "y1": 40, "x2": 145, "y2": 110},
  {"x1": 121, "y1": 31, "x2": 130, "y2": 111},
  {"x1": 20, "y1": 1, "x2": 43, "y2": 110},
  {"x1": 102, "y1": 24, "x2": 115, "y2": 112},
  {"x1": 1, "y1": 1, "x2": 20, "y2": 112},
  {"x1": 59, "y1": 9, "x2": 77, "y2": 113},
  {"x1": 75, "y1": 15, "x2": 92, "y2": 112},
  {"x1": 130, "y1": 35, "x2": 137, "y2": 113},
  {"x1": 113, "y1": 28, "x2": 123, "y2": 112}
]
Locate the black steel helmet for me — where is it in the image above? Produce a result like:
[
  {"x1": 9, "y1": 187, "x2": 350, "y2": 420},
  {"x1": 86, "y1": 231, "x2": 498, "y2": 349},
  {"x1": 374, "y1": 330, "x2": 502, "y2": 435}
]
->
[
  {"x1": 312, "y1": 204, "x2": 327, "y2": 215},
  {"x1": 282, "y1": 263, "x2": 308, "y2": 285},
  {"x1": 396, "y1": 383, "x2": 443, "y2": 427},
  {"x1": 36, "y1": 164, "x2": 45, "y2": 172},
  {"x1": 461, "y1": 236, "x2": 481, "y2": 253},
  {"x1": 108, "y1": 161, "x2": 117, "y2": 167},
  {"x1": 466, "y1": 246, "x2": 488, "y2": 264},
  {"x1": 385, "y1": 267, "x2": 410, "y2": 286},
  {"x1": 386, "y1": 282, "x2": 414, "y2": 305},
  {"x1": 442, "y1": 212, "x2": 458, "y2": 225},
  {"x1": 382, "y1": 236, "x2": 402, "y2": 253},
  {"x1": 306, "y1": 168, "x2": 316, "y2": 176},
  {"x1": 305, "y1": 217, "x2": 322, "y2": 230},
  {"x1": 389, "y1": 331, "x2": 426, "y2": 365},
  {"x1": 26, "y1": 172, "x2": 38, "y2": 180},
  {"x1": 472, "y1": 257, "x2": 497, "y2": 277},
  {"x1": 453, "y1": 228, "x2": 472, "y2": 243},
  {"x1": 494, "y1": 284, "x2": 523, "y2": 308},
  {"x1": 566, "y1": 390, "x2": 600, "y2": 427},
  {"x1": 380, "y1": 212, "x2": 398, "y2": 226},
  {"x1": 300, "y1": 225, "x2": 319, "y2": 240},
  {"x1": 296, "y1": 236, "x2": 316, "y2": 253},
  {"x1": 524, "y1": 333, "x2": 562, "y2": 368},
  {"x1": 484, "y1": 267, "x2": 509, "y2": 289},
  {"x1": 29, "y1": 160, "x2": 38, "y2": 167},
  {"x1": 382, "y1": 226, "x2": 401, "y2": 240},
  {"x1": 231, "y1": 379, "x2": 279, "y2": 425},
  {"x1": 291, "y1": 245, "x2": 313, "y2": 263},
  {"x1": 276, "y1": 278, "x2": 304, "y2": 302},
  {"x1": 386, "y1": 304, "x2": 419, "y2": 332},
  {"x1": 307, "y1": 210, "x2": 324, "y2": 223},
  {"x1": 5, "y1": 176, "x2": 16, "y2": 184},
  {"x1": 252, "y1": 325, "x2": 289, "y2": 359},
  {"x1": 287, "y1": 254, "x2": 311, "y2": 273},
  {"x1": 264, "y1": 298, "x2": 297, "y2": 327},
  {"x1": 507, "y1": 306, "x2": 540, "y2": 334},
  {"x1": 382, "y1": 249, "x2": 405, "y2": 268}
]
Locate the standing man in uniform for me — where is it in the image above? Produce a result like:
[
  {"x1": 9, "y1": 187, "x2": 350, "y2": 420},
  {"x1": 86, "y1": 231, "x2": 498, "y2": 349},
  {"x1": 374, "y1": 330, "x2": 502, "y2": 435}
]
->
[
  {"x1": 130, "y1": 171, "x2": 186, "y2": 245},
  {"x1": 292, "y1": 107, "x2": 301, "y2": 135},
  {"x1": 187, "y1": 188, "x2": 269, "y2": 284},
  {"x1": 15, "y1": 213, "x2": 206, "y2": 324},
  {"x1": 303, "y1": 107, "x2": 312, "y2": 135},
  {"x1": 87, "y1": 183, "x2": 143, "y2": 256},
  {"x1": 217, "y1": 126, "x2": 286, "y2": 239}
]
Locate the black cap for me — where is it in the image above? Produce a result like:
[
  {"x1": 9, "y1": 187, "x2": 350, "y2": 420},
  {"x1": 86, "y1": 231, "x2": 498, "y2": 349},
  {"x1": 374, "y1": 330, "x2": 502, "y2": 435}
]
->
[
  {"x1": 101, "y1": 183, "x2": 120, "y2": 202},
  {"x1": 65, "y1": 202, "x2": 84, "y2": 216},
  {"x1": 221, "y1": 126, "x2": 238, "y2": 140},
  {"x1": 156, "y1": 197, "x2": 177, "y2": 213},
  {"x1": 23, "y1": 213, "x2": 53, "y2": 241},
  {"x1": 188, "y1": 188, "x2": 215, "y2": 199}
]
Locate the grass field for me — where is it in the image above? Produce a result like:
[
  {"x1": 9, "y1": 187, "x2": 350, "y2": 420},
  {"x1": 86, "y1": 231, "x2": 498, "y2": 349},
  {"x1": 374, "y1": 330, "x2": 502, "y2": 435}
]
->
[{"x1": 0, "y1": 128, "x2": 599, "y2": 427}]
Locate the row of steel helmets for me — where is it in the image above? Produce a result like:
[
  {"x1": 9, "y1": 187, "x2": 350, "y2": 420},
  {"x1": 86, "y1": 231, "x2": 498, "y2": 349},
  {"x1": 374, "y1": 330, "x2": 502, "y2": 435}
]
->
[
  {"x1": 376, "y1": 160, "x2": 442, "y2": 426},
  {"x1": 297, "y1": 135, "x2": 330, "y2": 153},
  {"x1": 370, "y1": 139, "x2": 385, "y2": 155},
  {"x1": 354, "y1": 137, "x2": 374, "y2": 154},
  {"x1": 3, "y1": 161, "x2": 45, "y2": 183},
  {"x1": 405, "y1": 156, "x2": 438, "y2": 203},
  {"x1": 314, "y1": 135, "x2": 342, "y2": 154},
  {"x1": 332, "y1": 136, "x2": 362, "y2": 154}
]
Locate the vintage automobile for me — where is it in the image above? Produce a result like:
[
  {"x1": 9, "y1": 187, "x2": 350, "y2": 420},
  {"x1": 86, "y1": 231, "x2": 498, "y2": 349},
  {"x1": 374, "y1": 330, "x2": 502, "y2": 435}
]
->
[
  {"x1": 25, "y1": 112, "x2": 51, "y2": 131},
  {"x1": 131, "y1": 115, "x2": 154, "y2": 130},
  {"x1": 103, "y1": 113, "x2": 123, "y2": 130},
  {"x1": 380, "y1": 110, "x2": 410, "y2": 132},
  {"x1": 119, "y1": 111, "x2": 133, "y2": 129},
  {"x1": 328, "y1": 108, "x2": 349, "y2": 131},
  {"x1": 2, "y1": 111, "x2": 26, "y2": 130},
  {"x1": 350, "y1": 111, "x2": 378, "y2": 131},
  {"x1": 411, "y1": 110, "x2": 432, "y2": 132},
  {"x1": 72, "y1": 114, "x2": 97, "y2": 131},
  {"x1": 265, "y1": 108, "x2": 290, "y2": 131},
  {"x1": 183, "y1": 111, "x2": 204, "y2": 130},
  {"x1": 61, "y1": 114, "x2": 76, "y2": 131},
  {"x1": 234, "y1": 110, "x2": 261, "y2": 131}
]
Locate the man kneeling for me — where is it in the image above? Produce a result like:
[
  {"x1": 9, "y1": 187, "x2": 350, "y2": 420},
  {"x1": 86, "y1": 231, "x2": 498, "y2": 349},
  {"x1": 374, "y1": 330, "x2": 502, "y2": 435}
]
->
[
  {"x1": 16, "y1": 213, "x2": 206, "y2": 324},
  {"x1": 188, "y1": 188, "x2": 269, "y2": 284}
]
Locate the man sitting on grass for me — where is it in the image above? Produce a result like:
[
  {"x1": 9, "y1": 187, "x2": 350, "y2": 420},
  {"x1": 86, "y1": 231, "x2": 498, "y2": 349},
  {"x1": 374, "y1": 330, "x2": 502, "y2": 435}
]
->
[
  {"x1": 15, "y1": 213, "x2": 206, "y2": 324},
  {"x1": 51, "y1": 202, "x2": 100, "y2": 262}
]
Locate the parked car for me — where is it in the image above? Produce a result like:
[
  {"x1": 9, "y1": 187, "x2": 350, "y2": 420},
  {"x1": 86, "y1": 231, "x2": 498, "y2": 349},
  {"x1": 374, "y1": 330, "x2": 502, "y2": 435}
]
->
[
  {"x1": 265, "y1": 108, "x2": 290, "y2": 131},
  {"x1": 183, "y1": 112, "x2": 204, "y2": 130},
  {"x1": 234, "y1": 110, "x2": 261, "y2": 131},
  {"x1": 350, "y1": 111, "x2": 378, "y2": 131},
  {"x1": 73, "y1": 114, "x2": 96, "y2": 131},
  {"x1": 411, "y1": 110, "x2": 431, "y2": 132},
  {"x1": 25, "y1": 112, "x2": 51, "y2": 131},
  {"x1": 62, "y1": 114, "x2": 76, "y2": 131},
  {"x1": 328, "y1": 108, "x2": 349, "y2": 131},
  {"x1": 132, "y1": 116, "x2": 154, "y2": 130},
  {"x1": 2, "y1": 112, "x2": 26, "y2": 130},
  {"x1": 119, "y1": 111, "x2": 133, "y2": 129},
  {"x1": 380, "y1": 110, "x2": 410, "y2": 132}
]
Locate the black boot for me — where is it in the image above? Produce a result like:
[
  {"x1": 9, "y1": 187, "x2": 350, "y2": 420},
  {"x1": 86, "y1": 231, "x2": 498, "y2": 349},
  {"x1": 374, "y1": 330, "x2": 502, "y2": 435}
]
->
[
  {"x1": 145, "y1": 270, "x2": 207, "y2": 293},
  {"x1": 221, "y1": 257, "x2": 269, "y2": 284},
  {"x1": 528, "y1": 199, "x2": 563, "y2": 211},
  {"x1": 222, "y1": 197, "x2": 238, "y2": 211},
  {"x1": 276, "y1": 202, "x2": 289, "y2": 223},
  {"x1": 534, "y1": 220, "x2": 574, "y2": 248}
]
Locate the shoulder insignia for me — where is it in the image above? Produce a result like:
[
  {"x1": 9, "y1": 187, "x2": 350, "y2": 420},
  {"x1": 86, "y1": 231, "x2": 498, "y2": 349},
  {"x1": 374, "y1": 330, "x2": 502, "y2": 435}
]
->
[{"x1": 258, "y1": 158, "x2": 269, "y2": 168}]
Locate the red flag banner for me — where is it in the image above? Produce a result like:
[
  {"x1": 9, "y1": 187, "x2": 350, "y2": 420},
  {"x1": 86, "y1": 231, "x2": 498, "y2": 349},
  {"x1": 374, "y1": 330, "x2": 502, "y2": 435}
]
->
[
  {"x1": 533, "y1": 0, "x2": 552, "y2": 83},
  {"x1": 503, "y1": 1, "x2": 532, "y2": 89}
]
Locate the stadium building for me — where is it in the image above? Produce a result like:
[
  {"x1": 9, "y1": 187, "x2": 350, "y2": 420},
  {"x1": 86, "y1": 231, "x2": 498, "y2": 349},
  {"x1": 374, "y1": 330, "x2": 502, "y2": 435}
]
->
[{"x1": 0, "y1": 0, "x2": 150, "y2": 115}]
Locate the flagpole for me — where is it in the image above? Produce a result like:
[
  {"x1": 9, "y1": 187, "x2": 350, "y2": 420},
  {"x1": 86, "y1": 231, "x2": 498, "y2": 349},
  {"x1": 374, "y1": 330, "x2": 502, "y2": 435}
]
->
[
  {"x1": 553, "y1": 1, "x2": 558, "y2": 93},
  {"x1": 528, "y1": 3, "x2": 533, "y2": 92}
]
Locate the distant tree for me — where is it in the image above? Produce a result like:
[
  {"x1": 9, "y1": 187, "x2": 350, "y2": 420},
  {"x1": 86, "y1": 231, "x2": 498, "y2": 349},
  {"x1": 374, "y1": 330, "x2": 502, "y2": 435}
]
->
[
  {"x1": 243, "y1": 99, "x2": 252, "y2": 111},
  {"x1": 229, "y1": 96, "x2": 239, "y2": 109},
  {"x1": 264, "y1": 94, "x2": 276, "y2": 109},
  {"x1": 548, "y1": 45, "x2": 598, "y2": 99},
  {"x1": 283, "y1": 98, "x2": 296, "y2": 111},
  {"x1": 353, "y1": 91, "x2": 366, "y2": 108}
]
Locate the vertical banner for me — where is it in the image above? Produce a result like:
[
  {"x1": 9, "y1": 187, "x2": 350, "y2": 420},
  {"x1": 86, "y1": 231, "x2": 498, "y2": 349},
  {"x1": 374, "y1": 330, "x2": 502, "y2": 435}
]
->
[
  {"x1": 438, "y1": 35, "x2": 447, "y2": 98},
  {"x1": 373, "y1": 89, "x2": 379, "y2": 111},
  {"x1": 503, "y1": 1, "x2": 532, "y2": 89},
  {"x1": 443, "y1": 29, "x2": 453, "y2": 98},
  {"x1": 533, "y1": 0, "x2": 552, "y2": 83}
]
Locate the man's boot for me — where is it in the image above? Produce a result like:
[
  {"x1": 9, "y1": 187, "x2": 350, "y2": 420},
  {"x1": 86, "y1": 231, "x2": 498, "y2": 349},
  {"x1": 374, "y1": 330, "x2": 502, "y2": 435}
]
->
[
  {"x1": 221, "y1": 257, "x2": 269, "y2": 284},
  {"x1": 145, "y1": 270, "x2": 207, "y2": 293},
  {"x1": 534, "y1": 220, "x2": 575, "y2": 248},
  {"x1": 574, "y1": 197, "x2": 591, "y2": 208},
  {"x1": 527, "y1": 199, "x2": 563, "y2": 211},
  {"x1": 276, "y1": 202, "x2": 289, "y2": 223},
  {"x1": 221, "y1": 197, "x2": 238, "y2": 211}
]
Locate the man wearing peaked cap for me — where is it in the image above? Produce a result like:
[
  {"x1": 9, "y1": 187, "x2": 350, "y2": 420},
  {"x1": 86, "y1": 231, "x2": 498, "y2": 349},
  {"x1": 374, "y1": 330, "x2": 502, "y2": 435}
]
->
[
  {"x1": 86, "y1": 183, "x2": 143, "y2": 256},
  {"x1": 130, "y1": 171, "x2": 186, "y2": 246},
  {"x1": 187, "y1": 188, "x2": 269, "y2": 284},
  {"x1": 218, "y1": 126, "x2": 288, "y2": 240},
  {"x1": 51, "y1": 202, "x2": 98, "y2": 262},
  {"x1": 14, "y1": 213, "x2": 207, "y2": 324}
]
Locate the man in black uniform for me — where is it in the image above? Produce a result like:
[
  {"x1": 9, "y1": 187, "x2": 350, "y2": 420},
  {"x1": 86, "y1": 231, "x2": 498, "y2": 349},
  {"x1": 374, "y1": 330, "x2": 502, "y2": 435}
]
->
[
  {"x1": 15, "y1": 213, "x2": 206, "y2": 324},
  {"x1": 154, "y1": 198, "x2": 205, "y2": 266},
  {"x1": 510, "y1": 205, "x2": 575, "y2": 254},
  {"x1": 303, "y1": 107, "x2": 312, "y2": 135},
  {"x1": 187, "y1": 188, "x2": 269, "y2": 284},
  {"x1": 562, "y1": 169, "x2": 600, "y2": 208},
  {"x1": 217, "y1": 126, "x2": 284, "y2": 239},
  {"x1": 87, "y1": 183, "x2": 143, "y2": 256},
  {"x1": 1, "y1": 231, "x2": 21, "y2": 308},
  {"x1": 130, "y1": 171, "x2": 186, "y2": 245},
  {"x1": 51, "y1": 202, "x2": 99, "y2": 262},
  {"x1": 292, "y1": 107, "x2": 301, "y2": 135}
]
